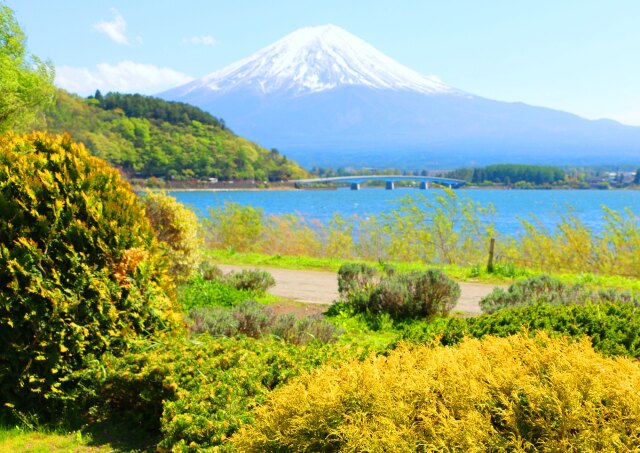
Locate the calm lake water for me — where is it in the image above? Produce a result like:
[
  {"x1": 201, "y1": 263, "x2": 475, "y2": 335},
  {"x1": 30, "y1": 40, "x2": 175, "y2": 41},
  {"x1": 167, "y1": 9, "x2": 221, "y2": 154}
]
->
[{"x1": 170, "y1": 188, "x2": 640, "y2": 236}]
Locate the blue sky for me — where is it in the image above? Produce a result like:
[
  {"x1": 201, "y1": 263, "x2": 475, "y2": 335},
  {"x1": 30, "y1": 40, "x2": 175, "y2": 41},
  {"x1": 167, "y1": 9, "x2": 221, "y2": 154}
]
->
[{"x1": 7, "y1": 0, "x2": 640, "y2": 125}]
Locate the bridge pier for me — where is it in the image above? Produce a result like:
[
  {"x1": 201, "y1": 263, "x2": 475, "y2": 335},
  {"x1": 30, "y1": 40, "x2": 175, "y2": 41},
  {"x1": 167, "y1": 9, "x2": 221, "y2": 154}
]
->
[
  {"x1": 386, "y1": 181, "x2": 395, "y2": 190},
  {"x1": 350, "y1": 183, "x2": 360, "y2": 191},
  {"x1": 420, "y1": 181, "x2": 429, "y2": 190}
]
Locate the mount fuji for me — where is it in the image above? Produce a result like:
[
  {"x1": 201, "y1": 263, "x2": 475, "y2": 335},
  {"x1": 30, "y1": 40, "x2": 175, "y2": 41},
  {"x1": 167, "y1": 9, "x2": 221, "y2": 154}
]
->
[{"x1": 160, "y1": 25, "x2": 640, "y2": 168}]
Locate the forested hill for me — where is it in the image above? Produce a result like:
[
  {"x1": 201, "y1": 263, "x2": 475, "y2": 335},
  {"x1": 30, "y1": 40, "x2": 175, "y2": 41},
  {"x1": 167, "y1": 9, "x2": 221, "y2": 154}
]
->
[{"x1": 44, "y1": 90, "x2": 309, "y2": 181}]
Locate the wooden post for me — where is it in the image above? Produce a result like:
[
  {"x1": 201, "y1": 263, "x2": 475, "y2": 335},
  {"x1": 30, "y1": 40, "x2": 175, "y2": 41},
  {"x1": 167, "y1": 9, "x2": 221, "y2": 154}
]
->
[{"x1": 487, "y1": 238, "x2": 495, "y2": 273}]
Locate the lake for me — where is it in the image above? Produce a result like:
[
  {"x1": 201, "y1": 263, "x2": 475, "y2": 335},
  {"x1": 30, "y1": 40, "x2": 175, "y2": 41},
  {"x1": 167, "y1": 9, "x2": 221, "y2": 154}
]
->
[{"x1": 170, "y1": 188, "x2": 640, "y2": 236}]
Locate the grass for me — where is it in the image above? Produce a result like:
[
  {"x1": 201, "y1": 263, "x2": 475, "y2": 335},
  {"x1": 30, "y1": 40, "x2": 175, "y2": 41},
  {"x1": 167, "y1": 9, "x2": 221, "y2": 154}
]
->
[
  {"x1": 0, "y1": 420, "x2": 162, "y2": 452},
  {"x1": 206, "y1": 248, "x2": 640, "y2": 292},
  {"x1": 0, "y1": 426, "x2": 109, "y2": 453},
  {"x1": 206, "y1": 248, "x2": 510, "y2": 283}
]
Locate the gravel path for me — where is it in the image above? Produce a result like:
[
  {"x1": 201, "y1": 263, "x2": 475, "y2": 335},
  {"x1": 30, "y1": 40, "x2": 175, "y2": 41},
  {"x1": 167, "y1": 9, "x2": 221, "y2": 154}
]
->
[{"x1": 218, "y1": 264, "x2": 502, "y2": 315}]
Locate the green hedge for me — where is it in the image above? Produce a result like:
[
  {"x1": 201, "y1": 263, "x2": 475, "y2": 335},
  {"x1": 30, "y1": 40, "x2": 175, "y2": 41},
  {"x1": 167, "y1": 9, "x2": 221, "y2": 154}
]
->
[{"x1": 400, "y1": 301, "x2": 640, "y2": 358}]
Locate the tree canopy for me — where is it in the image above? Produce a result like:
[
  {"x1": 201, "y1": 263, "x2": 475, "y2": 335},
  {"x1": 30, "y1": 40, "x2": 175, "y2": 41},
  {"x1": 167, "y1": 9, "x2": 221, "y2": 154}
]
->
[
  {"x1": 91, "y1": 91, "x2": 227, "y2": 129},
  {"x1": 46, "y1": 90, "x2": 309, "y2": 181},
  {"x1": 448, "y1": 164, "x2": 565, "y2": 186},
  {"x1": 0, "y1": 5, "x2": 55, "y2": 132}
]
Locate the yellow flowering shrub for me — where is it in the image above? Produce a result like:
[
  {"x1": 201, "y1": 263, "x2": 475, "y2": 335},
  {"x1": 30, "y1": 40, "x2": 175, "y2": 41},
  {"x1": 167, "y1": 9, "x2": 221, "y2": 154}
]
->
[{"x1": 233, "y1": 333, "x2": 640, "y2": 452}]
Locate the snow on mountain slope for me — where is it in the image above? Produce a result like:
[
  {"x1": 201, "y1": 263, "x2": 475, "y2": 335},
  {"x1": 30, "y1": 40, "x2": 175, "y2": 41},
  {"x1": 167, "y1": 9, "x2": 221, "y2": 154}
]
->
[
  {"x1": 170, "y1": 24, "x2": 459, "y2": 96},
  {"x1": 160, "y1": 24, "x2": 640, "y2": 168}
]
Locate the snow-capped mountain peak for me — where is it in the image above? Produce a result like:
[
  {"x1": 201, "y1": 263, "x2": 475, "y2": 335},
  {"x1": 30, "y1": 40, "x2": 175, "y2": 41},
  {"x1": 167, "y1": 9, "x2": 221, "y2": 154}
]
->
[{"x1": 176, "y1": 24, "x2": 457, "y2": 96}]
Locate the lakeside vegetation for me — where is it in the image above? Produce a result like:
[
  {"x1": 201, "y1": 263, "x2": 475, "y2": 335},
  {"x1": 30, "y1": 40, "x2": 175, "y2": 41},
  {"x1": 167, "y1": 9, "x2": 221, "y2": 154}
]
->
[
  {"x1": 3, "y1": 4, "x2": 640, "y2": 451},
  {"x1": 205, "y1": 190, "x2": 640, "y2": 278}
]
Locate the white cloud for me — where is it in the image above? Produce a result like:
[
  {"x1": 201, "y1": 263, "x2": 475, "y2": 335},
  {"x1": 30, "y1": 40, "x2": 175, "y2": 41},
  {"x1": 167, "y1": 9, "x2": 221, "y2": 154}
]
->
[
  {"x1": 55, "y1": 61, "x2": 194, "y2": 96},
  {"x1": 182, "y1": 35, "x2": 217, "y2": 46},
  {"x1": 94, "y1": 10, "x2": 129, "y2": 45}
]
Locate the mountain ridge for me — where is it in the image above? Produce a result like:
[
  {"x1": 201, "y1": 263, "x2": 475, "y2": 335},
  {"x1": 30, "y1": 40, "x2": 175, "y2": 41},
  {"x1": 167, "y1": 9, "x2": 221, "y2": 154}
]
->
[{"x1": 160, "y1": 25, "x2": 640, "y2": 168}]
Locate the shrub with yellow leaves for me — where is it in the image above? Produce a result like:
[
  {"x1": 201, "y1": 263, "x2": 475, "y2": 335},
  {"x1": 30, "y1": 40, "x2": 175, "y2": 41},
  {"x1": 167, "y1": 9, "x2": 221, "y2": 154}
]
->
[
  {"x1": 142, "y1": 191, "x2": 203, "y2": 282},
  {"x1": 233, "y1": 333, "x2": 640, "y2": 452}
]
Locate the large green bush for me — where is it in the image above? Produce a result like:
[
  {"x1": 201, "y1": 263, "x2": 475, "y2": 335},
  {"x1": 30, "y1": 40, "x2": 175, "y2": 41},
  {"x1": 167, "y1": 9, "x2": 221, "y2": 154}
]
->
[{"x1": 0, "y1": 132, "x2": 177, "y2": 417}]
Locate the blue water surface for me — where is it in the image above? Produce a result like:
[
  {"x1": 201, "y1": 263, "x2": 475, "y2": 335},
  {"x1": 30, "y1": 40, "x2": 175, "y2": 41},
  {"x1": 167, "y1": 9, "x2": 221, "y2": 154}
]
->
[{"x1": 170, "y1": 188, "x2": 640, "y2": 237}]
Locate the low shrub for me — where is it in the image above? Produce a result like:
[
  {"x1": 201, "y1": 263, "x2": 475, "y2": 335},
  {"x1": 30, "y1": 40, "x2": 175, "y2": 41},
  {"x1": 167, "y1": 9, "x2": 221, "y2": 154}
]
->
[
  {"x1": 72, "y1": 334, "x2": 352, "y2": 451},
  {"x1": 198, "y1": 259, "x2": 224, "y2": 281},
  {"x1": 273, "y1": 314, "x2": 342, "y2": 345},
  {"x1": 337, "y1": 262, "x2": 378, "y2": 300},
  {"x1": 233, "y1": 300, "x2": 273, "y2": 337},
  {"x1": 352, "y1": 270, "x2": 460, "y2": 320},
  {"x1": 224, "y1": 269, "x2": 275, "y2": 294},
  {"x1": 480, "y1": 274, "x2": 639, "y2": 313},
  {"x1": 400, "y1": 301, "x2": 640, "y2": 358},
  {"x1": 188, "y1": 306, "x2": 239, "y2": 337},
  {"x1": 178, "y1": 275, "x2": 255, "y2": 310},
  {"x1": 188, "y1": 301, "x2": 343, "y2": 345},
  {"x1": 410, "y1": 269, "x2": 461, "y2": 317},
  {"x1": 232, "y1": 333, "x2": 640, "y2": 451}
]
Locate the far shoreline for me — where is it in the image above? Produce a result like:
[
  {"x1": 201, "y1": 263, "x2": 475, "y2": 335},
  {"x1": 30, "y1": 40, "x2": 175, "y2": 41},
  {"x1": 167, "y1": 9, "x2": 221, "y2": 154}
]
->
[{"x1": 136, "y1": 185, "x2": 639, "y2": 192}]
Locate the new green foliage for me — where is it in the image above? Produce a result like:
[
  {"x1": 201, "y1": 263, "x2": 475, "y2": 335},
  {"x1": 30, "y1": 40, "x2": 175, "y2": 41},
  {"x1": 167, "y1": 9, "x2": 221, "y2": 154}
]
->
[
  {"x1": 0, "y1": 132, "x2": 177, "y2": 418},
  {"x1": 205, "y1": 190, "x2": 496, "y2": 266},
  {"x1": 205, "y1": 189, "x2": 640, "y2": 278},
  {"x1": 0, "y1": 5, "x2": 55, "y2": 132},
  {"x1": 45, "y1": 90, "x2": 309, "y2": 181}
]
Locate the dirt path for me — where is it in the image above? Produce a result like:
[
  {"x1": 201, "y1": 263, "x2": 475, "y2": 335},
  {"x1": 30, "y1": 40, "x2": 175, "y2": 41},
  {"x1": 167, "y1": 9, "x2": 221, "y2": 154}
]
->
[{"x1": 218, "y1": 264, "x2": 501, "y2": 315}]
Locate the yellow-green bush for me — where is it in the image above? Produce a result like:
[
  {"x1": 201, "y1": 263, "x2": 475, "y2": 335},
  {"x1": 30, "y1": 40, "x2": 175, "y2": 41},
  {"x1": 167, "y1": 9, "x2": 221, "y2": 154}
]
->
[
  {"x1": 233, "y1": 333, "x2": 640, "y2": 452},
  {"x1": 142, "y1": 191, "x2": 203, "y2": 282},
  {"x1": 72, "y1": 333, "x2": 355, "y2": 451},
  {"x1": 0, "y1": 132, "x2": 177, "y2": 418}
]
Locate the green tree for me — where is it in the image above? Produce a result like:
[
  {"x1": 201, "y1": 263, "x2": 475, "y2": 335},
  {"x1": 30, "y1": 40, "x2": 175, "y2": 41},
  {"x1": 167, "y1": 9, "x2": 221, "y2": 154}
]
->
[{"x1": 0, "y1": 5, "x2": 55, "y2": 132}]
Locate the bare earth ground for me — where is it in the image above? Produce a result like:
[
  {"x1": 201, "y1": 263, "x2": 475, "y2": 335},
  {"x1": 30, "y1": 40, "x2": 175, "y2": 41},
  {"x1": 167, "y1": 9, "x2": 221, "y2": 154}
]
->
[{"x1": 218, "y1": 264, "x2": 501, "y2": 317}]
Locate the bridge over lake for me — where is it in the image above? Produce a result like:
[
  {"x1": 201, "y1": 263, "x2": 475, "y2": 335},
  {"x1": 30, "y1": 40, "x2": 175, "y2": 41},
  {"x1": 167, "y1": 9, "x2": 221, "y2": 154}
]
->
[{"x1": 291, "y1": 175, "x2": 466, "y2": 190}]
